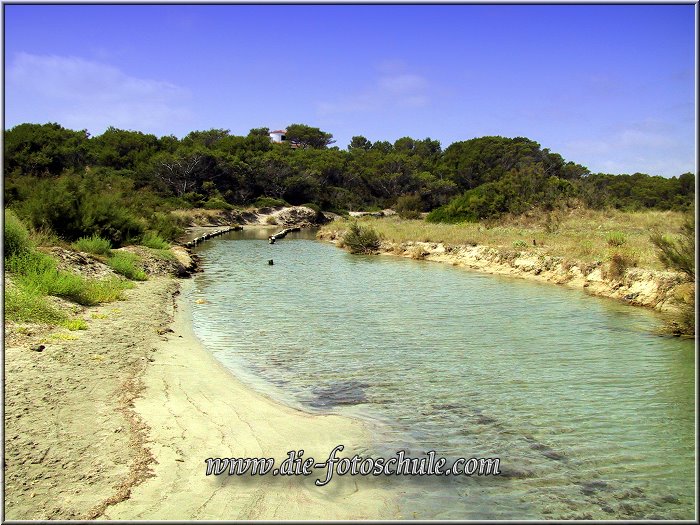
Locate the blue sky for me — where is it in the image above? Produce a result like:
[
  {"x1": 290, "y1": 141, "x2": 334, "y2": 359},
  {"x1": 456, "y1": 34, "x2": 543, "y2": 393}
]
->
[{"x1": 3, "y1": 4, "x2": 696, "y2": 176}]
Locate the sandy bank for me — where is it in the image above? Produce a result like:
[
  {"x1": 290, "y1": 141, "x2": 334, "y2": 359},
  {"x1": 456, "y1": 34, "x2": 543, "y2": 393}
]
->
[
  {"x1": 100, "y1": 279, "x2": 397, "y2": 520},
  {"x1": 317, "y1": 231, "x2": 688, "y2": 315},
  {"x1": 3, "y1": 277, "x2": 178, "y2": 520}
]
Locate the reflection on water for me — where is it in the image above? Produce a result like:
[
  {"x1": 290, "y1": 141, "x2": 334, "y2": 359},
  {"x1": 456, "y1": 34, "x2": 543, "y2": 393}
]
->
[{"x1": 191, "y1": 229, "x2": 695, "y2": 520}]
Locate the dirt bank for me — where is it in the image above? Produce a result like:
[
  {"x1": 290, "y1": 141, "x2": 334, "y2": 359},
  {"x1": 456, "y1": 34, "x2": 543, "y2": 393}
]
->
[{"x1": 317, "y1": 230, "x2": 689, "y2": 315}]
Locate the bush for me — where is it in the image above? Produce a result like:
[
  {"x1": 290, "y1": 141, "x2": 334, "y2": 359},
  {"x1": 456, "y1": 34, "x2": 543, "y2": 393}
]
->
[
  {"x1": 107, "y1": 251, "x2": 148, "y2": 281},
  {"x1": 606, "y1": 252, "x2": 639, "y2": 280},
  {"x1": 254, "y1": 197, "x2": 288, "y2": 208},
  {"x1": 651, "y1": 214, "x2": 694, "y2": 337},
  {"x1": 513, "y1": 240, "x2": 528, "y2": 248},
  {"x1": 4, "y1": 209, "x2": 32, "y2": 259},
  {"x1": 203, "y1": 198, "x2": 234, "y2": 210},
  {"x1": 341, "y1": 222, "x2": 381, "y2": 254},
  {"x1": 73, "y1": 234, "x2": 112, "y2": 256},
  {"x1": 395, "y1": 194, "x2": 423, "y2": 220},
  {"x1": 606, "y1": 231, "x2": 626, "y2": 247},
  {"x1": 140, "y1": 231, "x2": 170, "y2": 250},
  {"x1": 650, "y1": 215, "x2": 695, "y2": 280},
  {"x1": 265, "y1": 215, "x2": 278, "y2": 225}
]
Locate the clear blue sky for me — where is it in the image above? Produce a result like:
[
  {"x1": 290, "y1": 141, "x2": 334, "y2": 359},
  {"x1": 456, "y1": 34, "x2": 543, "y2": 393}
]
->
[{"x1": 3, "y1": 4, "x2": 696, "y2": 176}]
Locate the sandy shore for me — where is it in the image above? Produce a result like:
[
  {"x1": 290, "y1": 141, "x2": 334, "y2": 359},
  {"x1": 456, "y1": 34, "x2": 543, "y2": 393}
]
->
[
  {"x1": 101, "y1": 279, "x2": 397, "y2": 520},
  {"x1": 4, "y1": 273, "x2": 398, "y2": 520}
]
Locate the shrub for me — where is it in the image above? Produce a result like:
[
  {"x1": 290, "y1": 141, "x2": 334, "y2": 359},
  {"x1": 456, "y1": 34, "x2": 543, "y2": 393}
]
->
[
  {"x1": 650, "y1": 215, "x2": 694, "y2": 280},
  {"x1": 395, "y1": 195, "x2": 423, "y2": 220},
  {"x1": 254, "y1": 196, "x2": 288, "y2": 208},
  {"x1": 651, "y1": 214, "x2": 695, "y2": 337},
  {"x1": 606, "y1": 252, "x2": 639, "y2": 280},
  {"x1": 265, "y1": 215, "x2": 278, "y2": 225},
  {"x1": 80, "y1": 277, "x2": 134, "y2": 304},
  {"x1": 4, "y1": 209, "x2": 31, "y2": 259},
  {"x1": 73, "y1": 234, "x2": 112, "y2": 256},
  {"x1": 513, "y1": 240, "x2": 528, "y2": 248},
  {"x1": 341, "y1": 222, "x2": 381, "y2": 254},
  {"x1": 140, "y1": 231, "x2": 170, "y2": 250},
  {"x1": 203, "y1": 198, "x2": 234, "y2": 210},
  {"x1": 606, "y1": 231, "x2": 626, "y2": 247},
  {"x1": 107, "y1": 252, "x2": 148, "y2": 281}
]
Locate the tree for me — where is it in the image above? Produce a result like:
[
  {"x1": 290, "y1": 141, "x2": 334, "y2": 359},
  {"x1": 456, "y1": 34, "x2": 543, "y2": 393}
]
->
[
  {"x1": 349, "y1": 135, "x2": 372, "y2": 151},
  {"x1": 285, "y1": 123, "x2": 335, "y2": 149}
]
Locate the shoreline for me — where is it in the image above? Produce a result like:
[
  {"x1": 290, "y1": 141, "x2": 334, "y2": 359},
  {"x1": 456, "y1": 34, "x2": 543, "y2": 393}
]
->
[
  {"x1": 316, "y1": 230, "x2": 689, "y2": 317},
  {"x1": 101, "y1": 277, "x2": 398, "y2": 520}
]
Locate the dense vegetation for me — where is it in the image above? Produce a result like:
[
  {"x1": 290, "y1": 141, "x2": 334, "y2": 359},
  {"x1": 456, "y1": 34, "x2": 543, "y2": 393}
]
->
[{"x1": 3, "y1": 122, "x2": 695, "y2": 244}]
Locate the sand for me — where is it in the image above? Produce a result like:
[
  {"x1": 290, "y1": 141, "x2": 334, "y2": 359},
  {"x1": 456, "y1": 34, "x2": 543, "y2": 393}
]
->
[
  {"x1": 102, "y1": 279, "x2": 397, "y2": 520},
  {"x1": 3, "y1": 275, "x2": 397, "y2": 520}
]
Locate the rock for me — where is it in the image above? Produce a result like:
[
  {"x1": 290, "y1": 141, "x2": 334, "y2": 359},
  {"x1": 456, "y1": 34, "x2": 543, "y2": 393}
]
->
[{"x1": 30, "y1": 345, "x2": 46, "y2": 352}]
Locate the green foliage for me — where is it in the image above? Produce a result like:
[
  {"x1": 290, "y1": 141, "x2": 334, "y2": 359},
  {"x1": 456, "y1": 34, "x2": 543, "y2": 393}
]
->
[
  {"x1": 4, "y1": 286, "x2": 66, "y2": 324},
  {"x1": 203, "y1": 197, "x2": 234, "y2": 210},
  {"x1": 4, "y1": 208, "x2": 32, "y2": 259},
  {"x1": 11, "y1": 172, "x2": 145, "y2": 246},
  {"x1": 341, "y1": 222, "x2": 382, "y2": 254},
  {"x1": 513, "y1": 240, "x2": 528, "y2": 248},
  {"x1": 285, "y1": 123, "x2": 335, "y2": 149},
  {"x1": 606, "y1": 231, "x2": 627, "y2": 247},
  {"x1": 107, "y1": 252, "x2": 148, "y2": 281},
  {"x1": 6, "y1": 249, "x2": 132, "y2": 306},
  {"x1": 4, "y1": 122, "x2": 692, "y2": 232},
  {"x1": 140, "y1": 232, "x2": 170, "y2": 250},
  {"x1": 62, "y1": 318, "x2": 89, "y2": 331},
  {"x1": 254, "y1": 197, "x2": 288, "y2": 208},
  {"x1": 650, "y1": 214, "x2": 695, "y2": 280},
  {"x1": 395, "y1": 194, "x2": 423, "y2": 219},
  {"x1": 73, "y1": 234, "x2": 113, "y2": 256}
]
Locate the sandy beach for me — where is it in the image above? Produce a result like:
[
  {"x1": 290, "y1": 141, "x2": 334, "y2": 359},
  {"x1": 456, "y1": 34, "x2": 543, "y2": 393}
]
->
[
  {"x1": 102, "y1": 279, "x2": 397, "y2": 520},
  {"x1": 3, "y1": 271, "x2": 397, "y2": 520}
]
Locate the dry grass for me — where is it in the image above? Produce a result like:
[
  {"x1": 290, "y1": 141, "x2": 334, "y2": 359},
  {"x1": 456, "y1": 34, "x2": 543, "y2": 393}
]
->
[{"x1": 320, "y1": 208, "x2": 688, "y2": 271}]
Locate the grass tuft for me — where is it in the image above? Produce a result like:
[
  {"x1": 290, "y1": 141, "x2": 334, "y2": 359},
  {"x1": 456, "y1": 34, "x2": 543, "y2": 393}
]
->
[
  {"x1": 140, "y1": 231, "x2": 171, "y2": 250},
  {"x1": 73, "y1": 234, "x2": 112, "y2": 256},
  {"x1": 107, "y1": 252, "x2": 148, "y2": 281}
]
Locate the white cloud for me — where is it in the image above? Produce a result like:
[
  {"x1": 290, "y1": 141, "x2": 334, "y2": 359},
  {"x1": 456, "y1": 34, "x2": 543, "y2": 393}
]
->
[
  {"x1": 564, "y1": 121, "x2": 694, "y2": 176},
  {"x1": 6, "y1": 52, "x2": 193, "y2": 134},
  {"x1": 317, "y1": 67, "x2": 431, "y2": 116}
]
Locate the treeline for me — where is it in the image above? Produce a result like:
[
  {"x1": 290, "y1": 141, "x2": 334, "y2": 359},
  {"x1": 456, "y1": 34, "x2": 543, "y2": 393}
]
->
[{"x1": 3, "y1": 122, "x2": 695, "y2": 242}]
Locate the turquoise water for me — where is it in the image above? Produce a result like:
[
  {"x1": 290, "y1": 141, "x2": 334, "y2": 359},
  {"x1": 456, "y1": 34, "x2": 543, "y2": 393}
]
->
[{"x1": 191, "y1": 228, "x2": 695, "y2": 520}]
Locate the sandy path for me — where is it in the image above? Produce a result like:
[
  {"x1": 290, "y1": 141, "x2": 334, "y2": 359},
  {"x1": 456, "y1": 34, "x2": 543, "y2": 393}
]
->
[{"x1": 3, "y1": 277, "x2": 177, "y2": 520}]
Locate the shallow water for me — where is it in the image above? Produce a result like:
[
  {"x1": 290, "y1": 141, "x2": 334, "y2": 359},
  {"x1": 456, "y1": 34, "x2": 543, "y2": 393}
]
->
[{"x1": 191, "y1": 228, "x2": 695, "y2": 520}]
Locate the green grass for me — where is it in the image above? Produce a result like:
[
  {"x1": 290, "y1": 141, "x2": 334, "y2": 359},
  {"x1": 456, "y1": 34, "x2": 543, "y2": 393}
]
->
[
  {"x1": 4, "y1": 286, "x2": 67, "y2": 324},
  {"x1": 4, "y1": 208, "x2": 32, "y2": 259},
  {"x1": 606, "y1": 231, "x2": 627, "y2": 247},
  {"x1": 73, "y1": 234, "x2": 112, "y2": 255},
  {"x1": 61, "y1": 318, "x2": 89, "y2": 331},
  {"x1": 107, "y1": 251, "x2": 148, "y2": 281},
  {"x1": 7, "y1": 250, "x2": 135, "y2": 306},
  {"x1": 140, "y1": 231, "x2": 170, "y2": 250}
]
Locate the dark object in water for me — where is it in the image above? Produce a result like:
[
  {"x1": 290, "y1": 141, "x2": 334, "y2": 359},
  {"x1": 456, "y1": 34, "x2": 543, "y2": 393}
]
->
[
  {"x1": 268, "y1": 259, "x2": 274, "y2": 265},
  {"x1": 269, "y1": 236, "x2": 276, "y2": 244},
  {"x1": 309, "y1": 380, "x2": 369, "y2": 408}
]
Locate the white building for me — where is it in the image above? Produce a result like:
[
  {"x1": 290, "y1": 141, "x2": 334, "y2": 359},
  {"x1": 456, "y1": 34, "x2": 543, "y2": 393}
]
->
[{"x1": 269, "y1": 129, "x2": 287, "y2": 143}]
